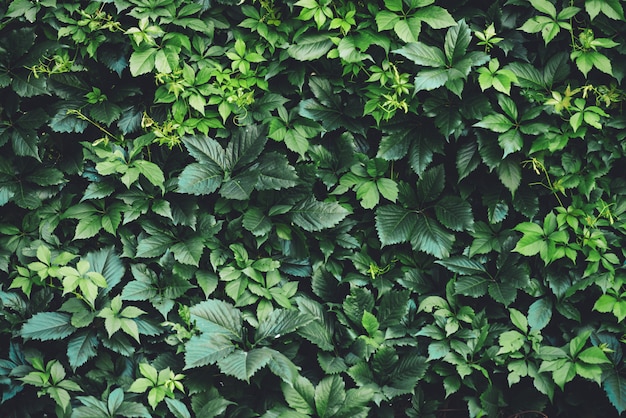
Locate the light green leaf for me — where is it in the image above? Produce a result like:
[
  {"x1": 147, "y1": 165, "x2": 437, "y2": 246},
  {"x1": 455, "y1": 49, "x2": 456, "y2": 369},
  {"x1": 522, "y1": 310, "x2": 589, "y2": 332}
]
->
[
  {"x1": 129, "y1": 48, "x2": 157, "y2": 76},
  {"x1": 530, "y1": 0, "x2": 557, "y2": 17},
  {"x1": 375, "y1": 10, "x2": 400, "y2": 31},
  {"x1": 474, "y1": 114, "x2": 514, "y2": 133}
]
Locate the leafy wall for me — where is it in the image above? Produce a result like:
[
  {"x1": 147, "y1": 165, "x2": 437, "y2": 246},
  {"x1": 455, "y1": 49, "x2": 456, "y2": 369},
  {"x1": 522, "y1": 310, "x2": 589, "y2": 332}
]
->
[{"x1": 1, "y1": 0, "x2": 626, "y2": 416}]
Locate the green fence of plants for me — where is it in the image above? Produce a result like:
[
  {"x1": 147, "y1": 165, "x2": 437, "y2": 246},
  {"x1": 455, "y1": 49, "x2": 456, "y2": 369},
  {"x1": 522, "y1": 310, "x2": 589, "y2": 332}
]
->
[{"x1": 1, "y1": 0, "x2": 626, "y2": 416}]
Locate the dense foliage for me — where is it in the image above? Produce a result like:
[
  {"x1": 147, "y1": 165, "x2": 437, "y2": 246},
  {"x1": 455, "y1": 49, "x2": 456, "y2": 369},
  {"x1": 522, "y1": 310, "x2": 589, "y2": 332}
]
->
[{"x1": 1, "y1": 0, "x2": 626, "y2": 416}]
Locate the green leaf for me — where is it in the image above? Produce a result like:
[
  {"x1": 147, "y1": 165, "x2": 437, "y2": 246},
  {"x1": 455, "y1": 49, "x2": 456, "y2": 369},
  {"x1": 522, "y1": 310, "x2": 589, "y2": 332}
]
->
[
  {"x1": 243, "y1": 207, "x2": 272, "y2": 237},
  {"x1": 177, "y1": 163, "x2": 224, "y2": 195},
  {"x1": 361, "y1": 311, "x2": 379, "y2": 336},
  {"x1": 171, "y1": 235, "x2": 204, "y2": 266},
  {"x1": 377, "y1": 290, "x2": 410, "y2": 329},
  {"x1": 528, "y1": 298, "x2": 552, "y2": 331},
  {"x1": 434, "y1": 196, "x2": 474, "y2": 232},
  {"x1": 474, "y1": 114, "x2": 514, "y2": 133},
  {"x1": 414, "y1": 68, "x2": 449, "y2": 92},
  {"x1": 67, "y1": 330, "x2": 98, "y2": 370},
  {"x1": 416, "y1": 164, "x2": 445, "y2": 202},
  {"x1": 129, "y1": 48, "x2": 157, "y2": 76},
  {"x1": 376, "y1": 10, "x2": 400, "y2": 31},
  {"x1": 190, "y1": 299, "x2": 243, "y2": 341},
  {"x1": 182, "y1": 135, "x2": 227, "y2": 169},
  {"x1": 256, "y1": 152, "x2": 299, "y2": 191},
  {"x1": 578, "y1": 346, "x2": 610, "y2": 364},
  {"x1": 444, "y1": 19, "x2": 470, "y2": 63},
  {"x1": 283, "y1": 376, "x2": 315, "y2": 414},
  {"x1": 291, "y1": 197, "x2": 350, "y2": 232},
  {"x1": 393, "y1": 42, "x2": 445, "y2": 67},
  {"x1": 585, "y1": 0, "x2": 625, "y2": 20},
  {"x1": 530, "y1": 0, "x2": 557, "y2": 17},
  {"x1": 488, "y1": 282, "x2": 517, "y2": 306},
  {"x1": 497, "y1": 157, "x2": 522, "y2": 195},
  {"x1": 226, "y1": 125, "x2": 268, "y2": 170},
  {"x1": 315, "y1": 375, "x2": 346, "y2": 418},
  {"x1": 217, "y1": 348, "x2": 272, "y2": 382},
  {"x1": 165, "y1": 398, "x2": 192, "y2": 418},
  {"x1": 288, "y1": 34, "x2": 334, "y2": 61},
  {"x1": 411, "y1": 216, "x2": 454, "y2": 258},
  {"x1": 603, "y1": 370, "x2": 626, "y2": 414},
  {"x1": 255, "y1": 309, "x2": 314, "y2": 343},
  {"x1": 509, "y1": 308, "x2": 528, "y2": 334},
  {"x1": 21, "y1": 312, "x2": 75, "y2": 341},
  {"x1": 375, "y1": 205, "x2": 418, "y2": 246},
  {"x1": 184, "y1": 333, "x2": 235, "y2": 369},
  {"x1": 437, "y1": 256, "x2": 487, "y2": 276},
  {"x1": 454, "y1": 276, "x2": 489, "y2": 297}
]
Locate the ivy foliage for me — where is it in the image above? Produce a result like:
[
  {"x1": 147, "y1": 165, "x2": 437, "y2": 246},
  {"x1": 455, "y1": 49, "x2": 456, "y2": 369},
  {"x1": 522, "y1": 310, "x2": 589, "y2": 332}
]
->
[{"x1": 1, "y1": 0, "x2": 626, "y2": 416}]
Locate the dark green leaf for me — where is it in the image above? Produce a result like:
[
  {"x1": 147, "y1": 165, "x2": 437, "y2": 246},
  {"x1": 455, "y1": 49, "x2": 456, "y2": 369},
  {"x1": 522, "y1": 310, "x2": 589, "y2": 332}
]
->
[
  {"x1": 21, "y1": 312, "x2": 75, "y2": 341},
  {"x1": 291, "y1": 197, "x2": 350, "y2": 232},
  {"x1": 411, "y1": 216, "x2": 454, "y2": 259},
  {"x1": 375, "y1": 205, "x2": 418, "y2": 246}
]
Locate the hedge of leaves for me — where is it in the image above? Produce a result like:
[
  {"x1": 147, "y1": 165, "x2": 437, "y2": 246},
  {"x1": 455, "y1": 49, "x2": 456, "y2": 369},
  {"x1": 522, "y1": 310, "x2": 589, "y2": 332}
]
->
[{"x1": 1, "y1": 0, "x2": 626, "y2": 416}]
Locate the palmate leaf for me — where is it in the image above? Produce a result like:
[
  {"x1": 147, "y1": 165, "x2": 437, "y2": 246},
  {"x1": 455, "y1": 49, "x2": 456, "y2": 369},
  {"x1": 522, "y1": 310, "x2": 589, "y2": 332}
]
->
[
  {"x1": 377, "y1": 290, "x2": 410, "y2": 329},
  {"x1": 411, "y1": 216, "x2": 455, "y2": 259},
  {"x1": 454, "y1": 276, "x2": 489, "y2": 297},
  {"x1": 256, "y1": 152, "x2": 299, "y2": 191},
  {"x1": 177, "y1": 163, "x2": 224, "y2": 195},
  {"x1": 67, "y1": 330, "x2": 98, "y2": 371},
  {"x1": 288, "y1": 33, "x2": 334, "y2": 61},
  {"x1": 283, "y1": 376, "x2": 315, "y2": 414},
  {"x1": 434, "y1": 196, "x2": 473, "y2": 232},
  {"x1": 182, "y1": 135, "x2": 228, "y2": 170},
  {"x1": 437, "y1": 256, "x2": 487, "y2": 276},
  {"x1": 190, "y1": 299, "x2": 243, "y2": 341},
  {"x1": 220, "y1": 169, "x2": 259, "y2": 200},
  {"x1": 375, "y1": 205, "x2": 418, "y2": 246},
  {"x1": 603, "y1": 369, "x2": 626, "y2": 414},
  {"x1": 184, "y1": 333, "x2": 235, "y2": 370},
  {"x1": 216, "y1": 347, "x2": 273, "y2": 382},
  {"x1": 315, "y1": 375, "x2": 346, "y2": 418},
  {"x1": 21, "y1": 312, "x2": 75, "y2": 340},
  {"x1": 488, "y1": 281, "x2": 517, "y2": 306},
  {"x1": 290, "y1": 197, "x2": 350, "y2": 232},
  {"x1": 225, "y1": 125, "x2": 268, "y2": 170},
  {"x1": 255, "y1": 309, "x2": 314, "y2": 343},
  {"x1": 528, "y1": 298, "x2": 553, "y2": 331}
]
